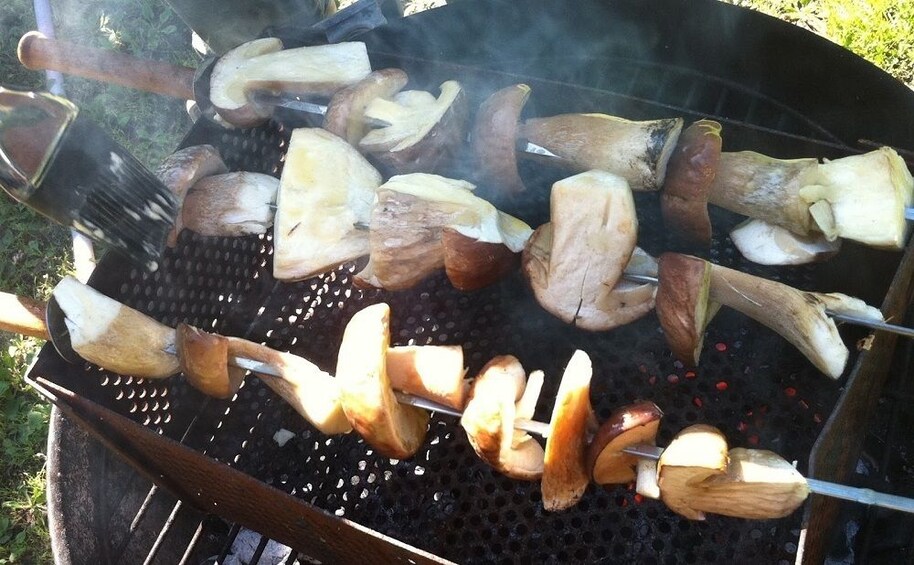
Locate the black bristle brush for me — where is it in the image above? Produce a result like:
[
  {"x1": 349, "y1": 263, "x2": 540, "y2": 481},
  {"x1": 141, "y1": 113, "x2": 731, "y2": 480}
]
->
[{"x1": 0, "y1": 86, "x2": 176, "y2": 271}]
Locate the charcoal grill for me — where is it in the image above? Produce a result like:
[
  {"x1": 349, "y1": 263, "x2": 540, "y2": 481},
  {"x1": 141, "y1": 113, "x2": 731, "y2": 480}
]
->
[{"x1": 33, "y1": 0, "x2": 914, "y2": 563}]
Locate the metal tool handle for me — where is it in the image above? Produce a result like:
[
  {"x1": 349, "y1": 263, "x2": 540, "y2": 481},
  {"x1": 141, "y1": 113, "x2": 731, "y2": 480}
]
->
[
  {"x1": 17, "y1": 31, "x2": 196, "y2": 100},
  {"x1": 0, "y1": 291, "x2": 50, "y2": 340}
]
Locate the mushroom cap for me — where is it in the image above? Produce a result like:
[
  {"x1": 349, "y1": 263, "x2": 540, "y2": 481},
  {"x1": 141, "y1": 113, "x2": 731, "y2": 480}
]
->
[
  {"x1": 471, "y1": 84, "x2": 531, "y2": 197},
  {"x1": 182, "y1": 172, "x2": 278, "y2": 237},
  {"x1": 442, "y1": 228, "x2": 519, "y2": 291},
  {"x1": 176, "y1": 323, "x2": 245, "y2": 399},
  {"x1": 336, "y1": 303, "x2": 429, "y2": 459},
  {"x1": 656, "y1": 253, "x2": 717, "y2": 366},
  {"x1": 155, "y1": 145, "x2": 228, "y2": 246},
  {"x1": 324, "y1": 68, "x2": 409, "y2": 145},
  {"x1": 586, "y1": 400, "x2": 663, "y2": 485}
]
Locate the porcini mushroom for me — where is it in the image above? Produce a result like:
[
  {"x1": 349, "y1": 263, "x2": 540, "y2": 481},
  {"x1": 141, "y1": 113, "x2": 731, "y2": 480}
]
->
[
  {"x1": 542, "y1": 350, "x2": 597, "y2": 511},
  {"x1": 175, "y1": 323, "x2": 245, "y2": 399},
  {"x1": 660, "y1": 119, "x2": 722, "y2": 245},
  {"x1": 336, "y1": 303, "x2": 429, "y2": 459},
  {"x1": 354, "y1": 174, "x2": 532, "y2": 291},
  {"x1": 386, "y1": 345, "x2": 468, "y2": 409},
  {"x1": 273, "y1": 128, "x2": 382, "y2": 281},
  {"x1": 707, "y1": 259, "x2": 883, "y2": 378},
  {"x1": 729, "y1": 218, "x2": 841, "y2": 265},
  {"x1": 359, "y1": 81, "x2": 469, "y2": 174},
  {"x1": 522, "y1": 170, "x2": 655, "y2": 331},
  {"x1": 226, "y1": 337, "x2": 351, "y2": 435},
  {"x1": 520, "y1": 113, "x2": 683, "y2": 191},
  {"x1": 586, "y1": 401, "x2": 663, "y2": 485},
  {"x1": 209, "y1": 38, "x2": 372, "y2": 128},
  {"x1": 471, "y1": 84, "x2": 531, "y2": 196},
  {"x1": 708, "y1": 147, "x2": 914, "y2": 249},
  {"x1": 656, "y1": 424, "x2": 729, "y2": 520},
  {"x1": 460, "y1": 356, "x2": 545, "y2": 480},
  {"x1": 182, "y1": 172, "x2": 278, "y2": 237},
  {"x1": 324, "y1": 69, "x2": 409, "y2": 145},
  {"x1": 156, "y1": 145, "x2": 227, "y2": 246},
  {"x1": 51, "y1": 276, "x2": 179, "y2": 378},
  {"x1": 656, "y1": 253, "x2": 719, "y2": 366}
]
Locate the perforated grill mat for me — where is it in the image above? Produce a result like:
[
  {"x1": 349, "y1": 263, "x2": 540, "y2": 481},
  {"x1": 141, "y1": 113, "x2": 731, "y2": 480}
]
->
[{"x1": 30, "y1": 106, "x2": 903, "y2": 564}]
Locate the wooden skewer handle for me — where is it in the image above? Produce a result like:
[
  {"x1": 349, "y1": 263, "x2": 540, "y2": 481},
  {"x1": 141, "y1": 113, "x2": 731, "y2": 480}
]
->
[
  {"x1": 0, "y1": 292, "x2": 49, "y2": 340},
  {"x1": 17, "y1": 31, "x2": 196, "y2": 101}
]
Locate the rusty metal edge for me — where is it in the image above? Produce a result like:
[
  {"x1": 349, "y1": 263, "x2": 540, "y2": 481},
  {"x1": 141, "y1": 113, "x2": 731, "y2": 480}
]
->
[
  {"x1": 27, "y1": 376, "x2": 454, "y2": 565},
  {"x1": 799, "y1": 238, "x2": 914, "y2": 564}
]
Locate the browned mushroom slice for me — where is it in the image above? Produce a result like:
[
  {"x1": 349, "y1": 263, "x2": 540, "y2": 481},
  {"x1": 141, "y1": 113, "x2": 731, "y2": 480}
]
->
[
  {"x1": 471, "y1": 84, "x2": 531, "y2": 196},
  {"x1": 660, "y1": 119, "x2": 722, "y2": 246},
  {"x1": 52, "y1": 276, "x2": 179, "y2": 378},
  {"x1": 182, "y1": 172, "x2": 278, "y2": 237},
  {"x1": 175, "y1": 323, "x2": 245, "y2": 399},
  {"x1": 442, "y1": 228, "x2": 520, "y2": 291},
  {"x1": 355, "y1": 174, "x2": 532, "y2": 291},
  {"x1": 273, "y1": 128, "x2": 382, "y2": 281},
  {"x1": 359, "y1": 81, "x2": 469, "y2": 174},
  {"x1": 542, "y1": 350, "x2": 596, "y2": 511},
  {"x1": 336, "y1": 303, "x2": 429, "y2": 459},
  {"x1": 657, "y1": 424, "x2": 729, "y2": 520},
  {"x1": 461, "y1": 355, "x2": 545, "y2": 480},
  {"x1": 682, "y1": 448, "x2": 809, "y2": 520},
  {"x1": 324, "y1": 69, "x2": 409, "y2": 145},
  {"x1": 225, "y1": 337, "x2": 351, "y2": 435},
  {"x1": 523, "y1": 170, "x2": 654, "y2": 331},
  {"x1": 521, "y1": 113, "x2": 683, "y2": 191},
  {"x1": 210, "y1": 39, "x2": 372, "y2": 127},
  {"x1": 729, "y1": 219, "x2": 841, "y2": 265},
  {"x1": 156, "y1": 145, "x2": 227, "y2": 246},
  {"x1": 386, "y1": 344, "x2": 467, "y2": 410},
  {"x1": 586, "y1": 401, "x2": 663, "y2": 485},
  {"x1": 656, "y1": 253, "x2": 719, "y2": 366}
]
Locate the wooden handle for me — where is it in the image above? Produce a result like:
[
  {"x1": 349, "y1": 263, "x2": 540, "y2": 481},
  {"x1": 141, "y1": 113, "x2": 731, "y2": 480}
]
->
[
  {"x1": 0, "y1": 291, "x2": 49, "y2": 340},
  {"x1": 18, "y1": 31, "x2": 196, "y2": 101}
]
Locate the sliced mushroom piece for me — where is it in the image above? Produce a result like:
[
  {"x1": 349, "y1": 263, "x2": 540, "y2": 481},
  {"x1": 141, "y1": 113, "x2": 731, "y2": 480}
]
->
[
  {"x1": 586, "y1": 401, "x2": 663, "y2": 485},
  {"x1": 542, "y1": 350, "x2": 596, "y2": 511},
  {"x1": 708, "y1": 262, "x2": 883, "y2": 379},
  {"x1": 182, "y1": 172, "x2": 278, "y2": 237},
  {"x1": 355, "y1": 174, "x2": 532, "y2": 290},
  {"x1": 273, "y1": 128, "x2": 382, "y2": 281},
  {"x1": 324, "y1": 69, "x2": 409, "y2": 145},
  {"x1": 656, "y1": 253, "x2": 719, "y2": 366},
  {"x1": 636, "y1": 458, "x2": 661, "y2": 500},
  {"x1": 523, "y1": 170, "x2": 655, "y2": 331},
  {"x1": 359, "y1": 81, "x2": 469, "y2": 173},
  {"x1": 521, "y1": 113, "x2": 683, "y2": 191},
  {"x1": 660, "y1": 119, "x2": 722, "y2": 245},
  {"x1": 386, "y1": 345, "x2": 467, "y2": 410},
  {"x1": 336, "y1": 303, "x2": 429, "y2": 459},
  {"x1": 461, "y1": 355, "x2": 545, "y2": 480},
  {"x1": 471, "y1": 84, "x2": 531, "y2": 196},
  {"x1": 511, "y1": 369, "x2": 544, "y2": 449},
  {"x1": 225, "y1": 337, "x2": 351, "y2": 435},
  {"x1": 175, "y1": 323, "x2": 245, "y2": 399},
  {"x1": 442, "y1": 228, "x2": 520, "y2": 291},
  {"x1": 799, "y1": 147, "x2": 914, "y2": 249},
  {"x1": 656, "y1": 424, "x2": 729, "y2": 520},
  {"x1": 210, "y1": 39, "x2": 372, "y2": 128},
  {"x1": 683, "y1": 448, "x2": 809, "y2": 520},
  {"x1": 51, "y1": 276, "x2": 178, "y2": 378},
  {"x1": 730, "y1": 218, "x2": 842, "y2": 265},
  {"x1": 156, "y1": 145, "x2": 228, "y2": 247}
]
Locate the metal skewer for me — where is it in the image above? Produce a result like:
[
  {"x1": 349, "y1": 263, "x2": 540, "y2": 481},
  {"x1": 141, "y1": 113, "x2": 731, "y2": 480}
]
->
[
  {"x1": 228, "y1": 352, "x2": 914, "y2": 514},
  {"x1": 621, "y1": 273, "x2": 914, "y2": 338}
]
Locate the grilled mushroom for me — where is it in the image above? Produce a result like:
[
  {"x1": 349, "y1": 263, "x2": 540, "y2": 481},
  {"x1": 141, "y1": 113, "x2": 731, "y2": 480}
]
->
[
  {"x1": 471, "y1": 84, "x2": 531, "y2": 196},
  {"x1": 156, "y1": 145, "x2": 227, "y2": 247},
  {"x1": 660, "y1": 119, "x2": 722, "y2": 245},
  {"x1": 729, "y1": 218, "x2": 841, "y2": 265},
  {"x1": 386, "y1": 345, "x2": 468, "y2": 410},
  {"x1": 175, "y1": 323, "x2": 245, "y2": 399},
  {"x1": 656, "y1": 253, "x2": 719, "y2": 366},
  {"x1": 324, "y1": 69, "x2": 409, "y2": 145},
  {"x1": 182, "y1": 172, "x2": 278, "y2": 237},
  {"x1": 656, "y1": 424, "x2": 729, "y2": 520},
  {"x1": 542, "y1": 350, "x2": 597, "y2": 511},
  {"x1": 273, "y1": 128, "x2": 382, "y2": 281},
  {"x1": 336, "y1": 303, "x2": 429, "y2": 459},
  {"x1": 586, "y1": 401, "x2": 663, "y2": 485},
  {"x1": 359, "y1": 81, "x2": 469, "y2": 174},
  {"x1": 522, "y1": 170, "x2": 655, "y2": 331},
  {"x1": 521, "y1": 113, "x2": 683, "y2": 191},
  {"x1": 210, "y1": 38, "x2": 371, "y2": 128},
  {"x1": 460, "y1": 355, "x2": 546, "y2": 480},
  {"x1": 51, "y1": 276, "x2": 179, "y2": 378}
]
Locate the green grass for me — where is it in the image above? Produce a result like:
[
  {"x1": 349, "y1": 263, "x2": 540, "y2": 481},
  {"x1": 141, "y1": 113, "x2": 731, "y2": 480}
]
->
[{"x1": 0, "y1": 0, "x2": 913, "y2": 562}]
